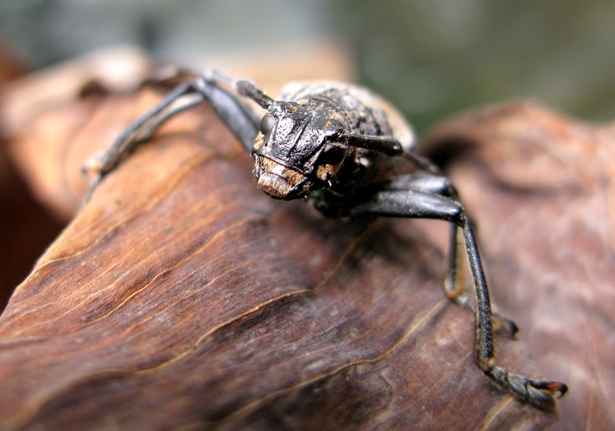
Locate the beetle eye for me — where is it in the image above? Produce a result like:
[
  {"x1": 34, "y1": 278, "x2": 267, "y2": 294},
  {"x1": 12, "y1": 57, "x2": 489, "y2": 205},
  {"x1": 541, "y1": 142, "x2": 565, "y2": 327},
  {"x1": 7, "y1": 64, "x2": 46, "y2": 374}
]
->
[
  {"x1": 319, "y1": 144, "x2": 346, "y2": 166},
  {"x1": 259, "y1": 114, "x2": 275, "y2": 135}
]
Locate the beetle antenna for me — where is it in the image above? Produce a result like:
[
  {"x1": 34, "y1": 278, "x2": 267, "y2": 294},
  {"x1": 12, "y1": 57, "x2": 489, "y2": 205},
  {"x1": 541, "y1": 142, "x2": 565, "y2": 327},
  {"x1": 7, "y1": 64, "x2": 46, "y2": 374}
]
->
[
  {"x1": 199, "y1": 68, "x2": 273, "y2": 109},
  {"x1": 236, "y1": 80, "x2": 274, "y2": 109},
  {"x1": 344, "y1": 133, "x2": 403, "y2": 156}
]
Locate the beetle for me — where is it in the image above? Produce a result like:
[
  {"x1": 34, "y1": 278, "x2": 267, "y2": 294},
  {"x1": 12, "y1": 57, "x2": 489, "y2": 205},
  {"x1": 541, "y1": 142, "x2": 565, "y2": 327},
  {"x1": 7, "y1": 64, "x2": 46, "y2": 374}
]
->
[{"x1": 83, "y1": 68, "x2": 567, "y2": 408}]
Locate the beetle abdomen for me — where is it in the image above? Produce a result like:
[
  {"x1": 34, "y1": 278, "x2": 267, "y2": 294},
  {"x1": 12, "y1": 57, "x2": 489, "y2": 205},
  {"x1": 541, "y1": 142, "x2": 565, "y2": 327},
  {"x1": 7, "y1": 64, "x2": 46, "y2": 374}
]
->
[{"x1": 278, "y1": 81, "x2": 415, "y2": 153}]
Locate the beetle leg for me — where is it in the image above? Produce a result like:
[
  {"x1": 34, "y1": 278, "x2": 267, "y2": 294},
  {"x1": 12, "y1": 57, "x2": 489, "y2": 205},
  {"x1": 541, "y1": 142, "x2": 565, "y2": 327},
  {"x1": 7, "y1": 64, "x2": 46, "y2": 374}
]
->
[
  {"x1": 380, "y1": 175, "x2": 468, "y2": 298},
  {"x1": 346, "y1": 187, "x2": 567, "y2": 408},
  {"x1": 378, "y1": 174, "x2": 516, "y2": 336},
  {"x1": 83, "y1": 75, "x2": 260, "y2": 201},
  {"x1": 397, "y1": 150, "x2": 481, "y2": 307},
  {"x1": 191, "y1": 77, "x2": 260, "y2": 150},
  {"x1": 382, "y1": 173, "x2": 466, "y2": 299},
  {"x1": 443, "y1": 222, "x2": 517, "y2": 337}
]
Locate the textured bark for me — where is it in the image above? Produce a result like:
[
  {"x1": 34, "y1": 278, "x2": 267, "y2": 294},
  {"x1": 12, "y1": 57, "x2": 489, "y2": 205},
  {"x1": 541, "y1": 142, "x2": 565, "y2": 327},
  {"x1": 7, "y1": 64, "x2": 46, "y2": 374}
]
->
[
  {"x1": 423, "y1": 102, "x2": 615, "y2": 431},
  {"x1": 0, "y1": 78, "x2": 559, "y2": 430}
]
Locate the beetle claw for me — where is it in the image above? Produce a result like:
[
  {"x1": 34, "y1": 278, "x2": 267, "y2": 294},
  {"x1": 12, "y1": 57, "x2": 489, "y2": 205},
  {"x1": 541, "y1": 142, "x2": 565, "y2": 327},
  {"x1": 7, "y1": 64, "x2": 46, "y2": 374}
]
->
[{"x1": 487, "y1": 366, "x2": 568, "y2": 408}]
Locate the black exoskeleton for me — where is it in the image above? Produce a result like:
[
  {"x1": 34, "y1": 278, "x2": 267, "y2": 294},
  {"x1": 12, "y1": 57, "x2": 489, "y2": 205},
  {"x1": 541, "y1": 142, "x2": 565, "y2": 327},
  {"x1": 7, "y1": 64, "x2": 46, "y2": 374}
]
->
[{"x1": 83, "y1": 68, "x2": 567, "y2": 409}]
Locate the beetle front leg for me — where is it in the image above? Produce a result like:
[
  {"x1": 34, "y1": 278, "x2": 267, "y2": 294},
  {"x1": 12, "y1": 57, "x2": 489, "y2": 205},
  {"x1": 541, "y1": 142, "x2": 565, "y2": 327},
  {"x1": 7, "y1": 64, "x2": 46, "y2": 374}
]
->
[
  {"x1": 83, "y1": 74, "x2": 260, "y2": 201},
  {"x1": 82, "y1": 81, "x2": 200, "y2": 198},
  {"x1": 346, "y1": 188, "x2": 567, "y2": 408}
]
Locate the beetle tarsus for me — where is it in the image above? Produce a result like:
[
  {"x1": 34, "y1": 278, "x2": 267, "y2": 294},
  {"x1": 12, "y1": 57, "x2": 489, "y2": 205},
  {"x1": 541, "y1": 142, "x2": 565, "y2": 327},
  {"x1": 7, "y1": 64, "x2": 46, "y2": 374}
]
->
[{"x1": 487, "y1": 365, "x2": 568, "y2": 408}]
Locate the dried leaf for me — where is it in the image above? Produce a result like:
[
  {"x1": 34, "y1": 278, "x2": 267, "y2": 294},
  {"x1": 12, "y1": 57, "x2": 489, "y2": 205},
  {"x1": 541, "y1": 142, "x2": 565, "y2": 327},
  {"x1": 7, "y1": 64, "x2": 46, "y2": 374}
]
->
[
  {"x1": 0, "y1": 83, "x2": 558, "y2": 430},
  {"x1": 423, "y1": 101, "x2": 615, "y2": 431}
]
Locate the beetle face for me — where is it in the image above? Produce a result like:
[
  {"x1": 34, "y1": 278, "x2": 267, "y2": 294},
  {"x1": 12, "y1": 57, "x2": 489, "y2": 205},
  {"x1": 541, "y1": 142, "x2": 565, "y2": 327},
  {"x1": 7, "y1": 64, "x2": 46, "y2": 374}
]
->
[{"x1": 251, "y1": 101, "x2": 348, "y2": 200}]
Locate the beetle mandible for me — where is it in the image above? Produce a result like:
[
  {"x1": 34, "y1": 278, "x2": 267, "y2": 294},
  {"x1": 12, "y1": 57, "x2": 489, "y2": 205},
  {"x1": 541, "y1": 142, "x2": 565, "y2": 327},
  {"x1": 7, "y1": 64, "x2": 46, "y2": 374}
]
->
[{"x1": 83, "y1": 68, "x2": 568, "y2": 408}]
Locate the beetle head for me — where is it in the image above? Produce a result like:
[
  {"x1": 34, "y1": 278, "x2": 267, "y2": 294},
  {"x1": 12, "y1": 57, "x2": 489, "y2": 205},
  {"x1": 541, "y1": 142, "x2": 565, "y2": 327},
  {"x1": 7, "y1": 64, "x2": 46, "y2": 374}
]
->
[{"x1": 251, "y1": 101, "x2": 349, "y2": 200}]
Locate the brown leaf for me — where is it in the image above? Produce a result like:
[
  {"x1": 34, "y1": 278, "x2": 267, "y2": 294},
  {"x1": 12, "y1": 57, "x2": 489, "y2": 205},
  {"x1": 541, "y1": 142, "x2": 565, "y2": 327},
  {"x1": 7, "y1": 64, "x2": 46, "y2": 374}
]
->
[
  {"x1": 423, "y1": 101, "x2": 615, "y2": 431},
  {"x1": 0, "y1": 82, "x2": 558, "y2": 430}
]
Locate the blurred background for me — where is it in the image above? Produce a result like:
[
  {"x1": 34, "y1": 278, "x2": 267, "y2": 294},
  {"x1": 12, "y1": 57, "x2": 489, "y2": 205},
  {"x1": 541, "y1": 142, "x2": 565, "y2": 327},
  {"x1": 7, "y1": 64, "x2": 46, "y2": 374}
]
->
[{"x1": 1, "y1": 0, "x2": 614, "y2": 135}]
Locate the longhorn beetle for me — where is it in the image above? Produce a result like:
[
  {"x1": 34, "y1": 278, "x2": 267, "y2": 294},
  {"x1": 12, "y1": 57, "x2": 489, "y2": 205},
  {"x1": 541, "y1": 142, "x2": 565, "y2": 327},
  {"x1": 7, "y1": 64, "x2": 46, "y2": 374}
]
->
[{"x1": 83, "y1": 68, "x2": 567, "y2": 408}]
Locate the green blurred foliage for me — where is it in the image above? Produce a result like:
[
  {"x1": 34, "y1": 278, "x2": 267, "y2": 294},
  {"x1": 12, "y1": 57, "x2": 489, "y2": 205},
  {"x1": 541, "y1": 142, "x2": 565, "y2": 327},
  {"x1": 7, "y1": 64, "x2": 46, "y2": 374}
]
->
[
  {"x1": 1, "y1": 0, "x2": 613, "y2": 136},
  {"x1": 335, "y1": 0, "x2": 615, "y2": 135}
]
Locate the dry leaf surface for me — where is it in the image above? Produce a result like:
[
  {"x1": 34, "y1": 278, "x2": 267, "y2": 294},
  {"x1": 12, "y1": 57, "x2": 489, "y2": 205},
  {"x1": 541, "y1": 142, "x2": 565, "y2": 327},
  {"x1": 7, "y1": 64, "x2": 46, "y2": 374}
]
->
[{"x1": 0, "y1": 80, "x2": 559, "y2": 430}]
